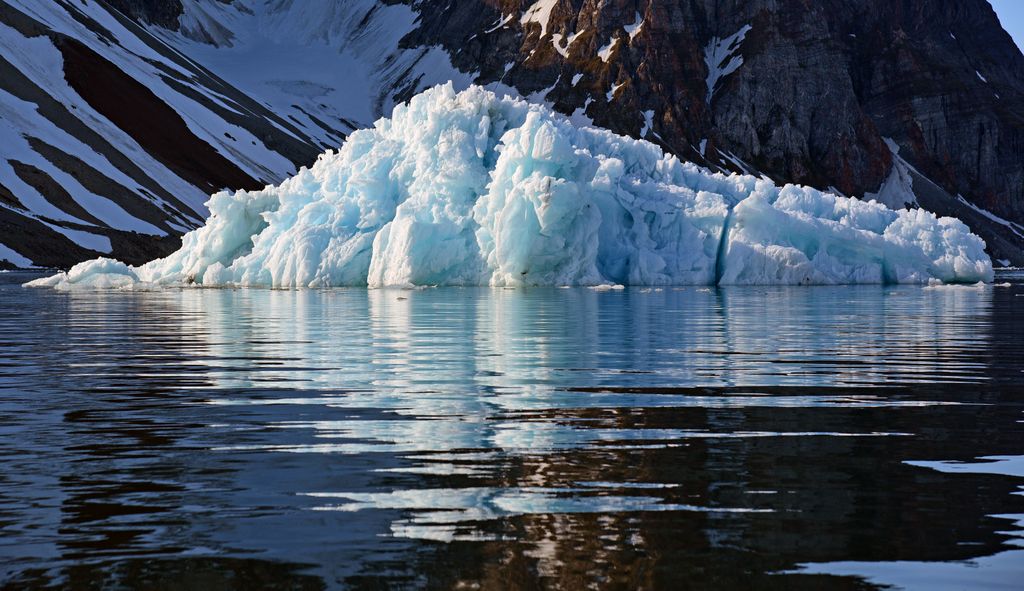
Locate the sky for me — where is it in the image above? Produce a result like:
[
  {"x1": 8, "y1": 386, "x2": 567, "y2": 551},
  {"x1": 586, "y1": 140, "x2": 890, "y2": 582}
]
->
[{"x1": 990, "y1": 0, "x2": 1024, "y2": 52}]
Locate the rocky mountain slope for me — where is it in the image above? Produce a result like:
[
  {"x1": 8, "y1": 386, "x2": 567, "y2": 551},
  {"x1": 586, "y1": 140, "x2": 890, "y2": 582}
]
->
[{"x1": 2, "y1": 0, "x2": 1023, "y2": 268}]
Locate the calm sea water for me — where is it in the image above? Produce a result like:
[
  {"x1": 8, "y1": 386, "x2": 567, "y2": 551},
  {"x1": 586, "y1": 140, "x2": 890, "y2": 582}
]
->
[{"x1": 2, "y1": 270, "x2": 1023, "y2": 589}]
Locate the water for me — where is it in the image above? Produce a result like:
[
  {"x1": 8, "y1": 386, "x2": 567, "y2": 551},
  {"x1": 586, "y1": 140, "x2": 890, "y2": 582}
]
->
[{"x1": 2, "y1": 271, "x2": 1023, "y2": 589}]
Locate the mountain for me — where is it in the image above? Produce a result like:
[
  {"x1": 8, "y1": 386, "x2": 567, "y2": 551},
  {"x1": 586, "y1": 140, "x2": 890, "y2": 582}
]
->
[{"x1": 1, "y1": 0, "x2": 1023, "y2": 269}]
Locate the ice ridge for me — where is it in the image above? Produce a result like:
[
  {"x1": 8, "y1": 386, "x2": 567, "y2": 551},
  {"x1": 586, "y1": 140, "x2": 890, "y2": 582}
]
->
[{"x1": 27, "y1": 84, "x2": 993, "y2": 289}]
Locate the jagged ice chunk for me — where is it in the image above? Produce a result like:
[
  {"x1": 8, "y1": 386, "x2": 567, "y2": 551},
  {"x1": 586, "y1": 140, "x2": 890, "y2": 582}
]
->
[{"x1": 27, "y1": 85, "x2": 993, "y2": 289}]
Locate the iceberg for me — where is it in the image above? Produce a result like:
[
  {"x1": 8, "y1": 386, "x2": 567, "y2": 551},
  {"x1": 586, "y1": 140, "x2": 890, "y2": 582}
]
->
[{"x1": 27, "y1": 84, "x2": 993, "y2": 289}]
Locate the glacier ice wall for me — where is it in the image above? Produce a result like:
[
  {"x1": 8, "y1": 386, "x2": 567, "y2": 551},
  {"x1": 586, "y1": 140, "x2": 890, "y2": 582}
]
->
[{"x1": 27, "y1": 85, "x2": 993, "y2": 289}]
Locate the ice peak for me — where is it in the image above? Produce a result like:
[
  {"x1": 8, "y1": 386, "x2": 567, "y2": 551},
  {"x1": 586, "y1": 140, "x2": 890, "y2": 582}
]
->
[{"x1": 28, "y1": 85, "x2": 993, "y2": 290}]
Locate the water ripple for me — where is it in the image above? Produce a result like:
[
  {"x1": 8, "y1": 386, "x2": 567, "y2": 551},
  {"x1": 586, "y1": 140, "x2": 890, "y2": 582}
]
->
[{"x1": 2, "y1": 272, "x2": 1023, "y2": 588}]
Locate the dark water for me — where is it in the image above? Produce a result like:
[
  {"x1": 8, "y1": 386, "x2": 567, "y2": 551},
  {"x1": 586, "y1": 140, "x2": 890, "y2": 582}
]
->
[{"x1": 2, "y1": 271, "x2": 1024, "y2": 590}]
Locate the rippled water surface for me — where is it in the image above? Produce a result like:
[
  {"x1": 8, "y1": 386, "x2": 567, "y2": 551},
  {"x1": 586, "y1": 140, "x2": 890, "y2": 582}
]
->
[{"x1": 2, "y1": 271, "x2": 1024, "y2": 589}]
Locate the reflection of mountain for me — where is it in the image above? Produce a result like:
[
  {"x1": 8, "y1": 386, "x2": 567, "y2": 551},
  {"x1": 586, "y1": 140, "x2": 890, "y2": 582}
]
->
[
  {"x1": 8, "y1": 556, "x2": 326, "y2": 589},
  {"x1": 4, "y1": 281, "x2": 1024, "y2": 587}
]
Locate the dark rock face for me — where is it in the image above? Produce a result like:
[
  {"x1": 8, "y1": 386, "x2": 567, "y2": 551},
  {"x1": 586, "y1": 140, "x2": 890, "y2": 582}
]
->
[
  {"x1": 103, "y1": 0, "x2": 184, "y2": 29},
  {"x1": 846, "y1": 1, "x2": 1024, "y2": 220},
  {"x1": 409, "y1": 0, "x2": 1024, "y2": 262}
]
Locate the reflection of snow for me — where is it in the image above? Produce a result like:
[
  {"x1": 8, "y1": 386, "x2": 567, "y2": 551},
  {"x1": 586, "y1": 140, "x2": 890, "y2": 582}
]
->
[
  {"x1": 164, "y1": 285, "x2": 997, "y2": 544},
  {"x1": 794, "y1": 546, "x2": 1024, "y2": 591},
  {"x1": 304, "y1": 486, "x2": 767, "y2": 541},
  {"x1": 905, "y1": 455, "x2": 1024, "y2": 478}
]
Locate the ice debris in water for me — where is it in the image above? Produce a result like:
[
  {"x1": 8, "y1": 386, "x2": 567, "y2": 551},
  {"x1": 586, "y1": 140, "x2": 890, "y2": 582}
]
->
[{"x1": 27, "y1": 84, "x2": 993, "y2": 290}]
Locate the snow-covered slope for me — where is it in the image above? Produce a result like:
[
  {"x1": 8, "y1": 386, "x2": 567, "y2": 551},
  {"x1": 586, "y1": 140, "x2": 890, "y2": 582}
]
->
[
  {"x1": 0, "y1": 0, "x2": 474, "y2": 268},
  {"x1": 155, "y1": 0, "x2": 476, "y2": 142},
  {"x1": 0, "y1": 0, "x2": 319, "y2": 266},
  {"x1": 29, "y1": 85, "x2": 993, "y2": 289}
]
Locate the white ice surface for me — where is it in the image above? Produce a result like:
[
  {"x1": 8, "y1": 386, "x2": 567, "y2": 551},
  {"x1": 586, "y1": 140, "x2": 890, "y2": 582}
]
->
[{"x1": 27, "y1": 85, "x2": 994, "y2": 290}]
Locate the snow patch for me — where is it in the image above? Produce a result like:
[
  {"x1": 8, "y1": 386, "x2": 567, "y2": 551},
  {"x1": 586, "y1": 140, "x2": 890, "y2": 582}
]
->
[
  {"x1": 640, "y1": 110, "x2": 654, "y2": 138},
  {"x1": 28, "y1": 85, "x2": 994, "y2": 290},
  {"x1": 568, "y1": 97, "x2": 594, "y2": 127},
  {"x1": 0, "y1": 18, "x2": 209, "y2": 225},
  {"x1": 720, "y1": 150, "x2": 755, "y2": 175},
  {"x1": 526, "y1": 75, "x2": 560, "y2": 105},
  {"x1": 43, "y1": 223, "x2": 113, "y2": 254},
  {"x1": 624, "y1": 13, "x2": 644, "y2": 41},
  {"x1": 956, "y1": 194, "x2": 1024, "y2": 240},
  {"x1": 484, "y1": 14, "x2": 513, "y2": 34},
  {"x1": 521, "y1": 0, "x2": 558, "y2": 38},
  {"x1": 864, "y1": 139, "x2": 918, "y2": 210},
  {"x1": 597, "y1": 37, "x2": 620, "y2": 62},
  {"x1": 571, "y1": 73, "x2": 583, "y2": 86},
  {"x1": 606, "y1": 82, "x2": 624, "y2": 102},
  {"x1": 704, "y1": 25, "x2": 752, "y2": 104},
  {"x1": 552, "y1": 30, "x2": 584, "y2": 57}
]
